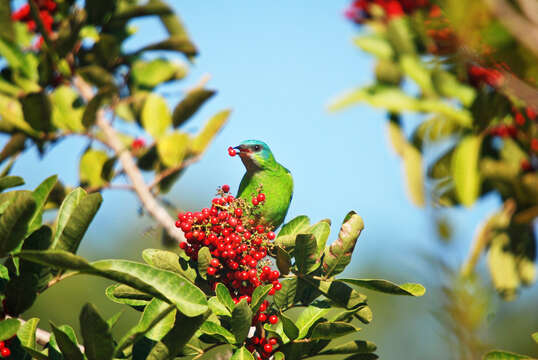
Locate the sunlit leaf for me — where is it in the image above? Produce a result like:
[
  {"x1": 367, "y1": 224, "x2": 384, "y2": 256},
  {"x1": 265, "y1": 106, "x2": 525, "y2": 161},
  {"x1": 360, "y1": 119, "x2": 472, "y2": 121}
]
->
[
  {"x1": 0, "y1": 318, "x2": 20, "y2": 341},
  {"x1": 322, "y1": 211, "x2": 364, "y2": 278},
  {"x1": 141, "y1": 94, "x2": 172, "y2": 139},
  {"x1": 51, "y1": 323, "x2": 84, "y2": 360},
  {"x1": 189, "y1": 109, "x2": 231, "y2": 155},
  {"x1": 339, "y1": 278, "x2": 425, "y2": 296},
  {"x1": 295, "y1": 234, "x2": 319, "y2": 274},
  {"x1": 157, "y1": 132, "x2": 189, "y2": 167},
  {"x1": 0, "y1": 190, "x2": 35, "y2": 256},
  {"x1": 172, "y1": 89, "x2": 215, "y2": 128},
  {"x1": 230, "y1": 346, "x2": 255, "y2": 360},
  {"x1": 311, "y1": 321, "x2": 360, "y2": 340},
  {"x1": 80, "y1": 303, "x2": 114, "y2": 360},
  {"x1": 452, "y1": 135, "x2": 482, "y2": 207}
]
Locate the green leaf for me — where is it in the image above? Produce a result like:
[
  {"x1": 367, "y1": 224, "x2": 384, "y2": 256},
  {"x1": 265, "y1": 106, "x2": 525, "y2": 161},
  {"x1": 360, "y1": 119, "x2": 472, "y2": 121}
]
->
[
  {"x1": 295, "y1": 304, "x2": 330, "y2": 339},
  {"x1": 20, "y1": 91, "x2": 52, "y2": 132},
  {"x1": 311, "y1": 322, "x2": 360, "y2": 340},
  {"x1": 146, "y1": 311, "x2": 208, "y2": 360},
  {"x1": 295, "y1": 234, "x2": 319, "y2": 274},
  {"x1": 386, "y1": 17, "x2": 415, "y2": 55},
  {"x1": 0, "y1": 190, "x2": 36, "y2": 256},
  {"x1": 322, "y1": 211, "x2": 364, "y2": 278},
  {"x1": 51, "y1": 188, "x2": 102, "y2": 253},
  {"x1": 532, "y1": 332, "x2": 538, "y2": 344},
  {"x1": 105, "y1": 283, "x2": 152, "y2": 306},
  {"x1": 189, "y1": 109, "x2": 231, "y2": 155},
  {"x1": 17, "y1": 317, "x2": 39, "y2": 348},
  {"x1": 0, "y1": 38, "x2": 37, "y2": 80},
  {"x1": 216, "y1": 282, "x2": 235, "y2": 312},
  {"x1": 402, "y1": 142, "x2": 426, "y2": 207},
  {"x1": 141, "y1": 94, "x2": 171, "y2": 139},
  {"x1": 142, "y1": 299, "x2": 177, "y2": 341},
  {"x1": 51, "y1": 323, "x2": 84, "y2": 360},
  {"x1": 82, "y1": 86, "x2": 115, "y2": 128},
  {"x1": 0, "y1": 176, "x2": 24, "y2": 192},
  {"x1": 274, "y1": 277, "x2": 297, "y2": 310},
  {"x1": 276, "y1": 246, "x2": 292, "y2": 275},
  {"x1": 142, "y1": 248, "x2": 196, "y2": 282},
  {"x1": 432, "y1": 69, "x2": 476, "y2": 106},
  {"x1": 79, "y1": 149, "x2": 110, "y2": 188},
  {"x1": 339, "y1": 278, "x2": 425, "y2": 296},
  {"x1": 156, "y1": 132, "x2": 189, "y2": 167},
  {"x1": 106, "y1": 311, "x2": 123, "y2": 329},
  {"x1": 0, "y1": 2, "x2": 14, "y2": 42},
  {"x1": 172, "y1": 89, "x2": 215, "y2": 127},
  {"x1": 320, "y1": 340, "x2": 377, "y2": 355},
  {"x1": 399, "y1": 55, "x2": 434, "y2": 96},
  {"x1": 132, "y1": 59, "x2": 187, "y2": 89},
  {"x1": 0, "y1": 318, "x2": 20, "y2": 341},
  {"x1": 199, "y1": 321, "x2": 235, "y2": 344},
  {"x1": 80, "y1": 303, "x2": 114, "y2": 360},
  {"x1": 27, "y1": 175, "x2": 57, "y2": 233},
  {"x1": 344, "y1": 354, "x2": 379, "y2": 360},
  {"x1": 353, "y1": 35, "x2": 394, "y2": 60},
  {"x1": 50, "y1": 86, "x2": 84, "y2": 132},
  {"x1": 230, "y1": 346, "x2": 255, "y2": 360},
  {"x1": 276, "y1": 215, "x2": 311, "y2": 251},
  {"x1": 452, "y1": 135, "x2": 482, "y2": 207},
  {"x1": 487, "y1": 233, "x2": 520, "y2": 300},
  {"x1": 250, "y1": 284, "x2": 272, "y2": 313},
  {"x1": 208, "y1": 297, "x2": 231, "y2": 317},
  {"x1": 78, "y1": 65, "x2": 116, "y2": 88},
  {"x1": 18, "y1": 250, "x2": 209, "y2": 317},
  {"x1": 274, "y1": 352, "x2": 285, "y2": 360},
  {"x1": 313, "y1": 279, "x2": 368, "y2": 310},
  {"x1": 329, "y1": 86, "x2": 472, "y2": 126},
  {"x1": 280, "y1": 312, "x2": 299, "y2": 340},
  {"x1": 307, "y1": 221, "x2": 331, "y2": 256},
  {"x1": 482, "y1": 350, "x2": 534, "y2": 359},
  {"x1": 231, "y1": 299, "x2": 252, "y2": 344},
  {"x1": 138, "y1": 36, "x2": 197, "y2": 57},
  {"x1": 115, "y1": 300, "x2": 176, "y2": 354}
]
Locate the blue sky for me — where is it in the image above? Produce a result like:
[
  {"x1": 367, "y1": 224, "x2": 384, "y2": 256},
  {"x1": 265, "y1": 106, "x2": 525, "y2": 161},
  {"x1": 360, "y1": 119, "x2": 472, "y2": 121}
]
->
[{"x1": 5, "y1": 1, "x2": 538, "y2": 358}]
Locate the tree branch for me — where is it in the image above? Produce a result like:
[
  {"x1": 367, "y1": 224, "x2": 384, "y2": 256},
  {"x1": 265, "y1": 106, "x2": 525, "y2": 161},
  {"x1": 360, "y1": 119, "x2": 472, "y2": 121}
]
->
[{"x1": 73, "y1": 76, "x2": 186, "y2": 244}]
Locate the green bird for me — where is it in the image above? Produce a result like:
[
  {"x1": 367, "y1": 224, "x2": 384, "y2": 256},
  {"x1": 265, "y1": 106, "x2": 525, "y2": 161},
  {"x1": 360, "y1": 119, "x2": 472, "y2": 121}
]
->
[{"x1": 233, "y1": 140, "x2": 293, "y2": 229}]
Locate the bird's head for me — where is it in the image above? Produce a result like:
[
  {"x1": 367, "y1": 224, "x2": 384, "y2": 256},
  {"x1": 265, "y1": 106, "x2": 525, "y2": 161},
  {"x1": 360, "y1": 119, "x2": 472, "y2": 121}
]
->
[{"x1": 234, "y1": 140, "x2": 277, "y2": 172}]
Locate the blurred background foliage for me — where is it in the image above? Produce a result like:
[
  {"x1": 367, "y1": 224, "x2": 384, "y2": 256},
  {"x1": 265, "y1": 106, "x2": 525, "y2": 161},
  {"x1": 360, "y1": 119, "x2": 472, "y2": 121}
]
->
[{"x1": 0, "y1": 0, "x2": 536, "y2": 359}]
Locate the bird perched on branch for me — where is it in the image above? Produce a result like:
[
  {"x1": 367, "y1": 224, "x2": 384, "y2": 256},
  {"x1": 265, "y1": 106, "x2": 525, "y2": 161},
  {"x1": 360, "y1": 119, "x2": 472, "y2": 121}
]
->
[{"x1": 232, "y1": 140, "x2": 293, "y2": 229}]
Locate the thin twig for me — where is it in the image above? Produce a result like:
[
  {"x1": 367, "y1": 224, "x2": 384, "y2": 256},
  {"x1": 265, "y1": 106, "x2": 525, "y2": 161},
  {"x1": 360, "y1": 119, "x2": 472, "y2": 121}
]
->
[{"x1": 73, "y1": 76, "x2": 186, "y2": 244}]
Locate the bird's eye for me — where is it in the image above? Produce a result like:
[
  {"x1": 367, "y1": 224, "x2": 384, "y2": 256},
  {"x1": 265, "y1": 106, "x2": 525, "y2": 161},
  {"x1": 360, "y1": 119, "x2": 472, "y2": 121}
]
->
[{"x1": 254, "y1": 145, "x2": 261, "y2": 152}]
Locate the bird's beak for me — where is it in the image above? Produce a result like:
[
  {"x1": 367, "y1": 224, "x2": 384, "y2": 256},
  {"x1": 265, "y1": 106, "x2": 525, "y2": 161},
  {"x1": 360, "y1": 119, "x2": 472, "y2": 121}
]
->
[{"x1": 234, "y1": 145, "x2": 249, "y2": 155}]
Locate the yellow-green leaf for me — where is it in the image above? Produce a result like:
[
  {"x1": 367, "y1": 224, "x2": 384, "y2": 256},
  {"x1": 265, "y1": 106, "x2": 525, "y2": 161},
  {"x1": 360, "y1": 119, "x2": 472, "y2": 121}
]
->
[
  {"x1": 141, "y1": 94, "x2": 171, "y2": 139},
  {"x1": 452, "y1": 135, "x2": 482, "y2": 207},
  {"x1": 156, "y1": 132, "x2": 189, "y2": 167}
]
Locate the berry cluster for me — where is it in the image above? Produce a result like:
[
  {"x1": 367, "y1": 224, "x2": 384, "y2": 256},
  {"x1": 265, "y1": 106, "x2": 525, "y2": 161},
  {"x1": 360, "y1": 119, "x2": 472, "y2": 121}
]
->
[
  {"x1": 12, "y1": 0, "x2": 57, "y2": 49},
  {"x1": 0, "y1": 340, "x2": 11, "y2": 358},
  {"x1": 176, "y1": 185, "x2": 282, "y2": 359}
]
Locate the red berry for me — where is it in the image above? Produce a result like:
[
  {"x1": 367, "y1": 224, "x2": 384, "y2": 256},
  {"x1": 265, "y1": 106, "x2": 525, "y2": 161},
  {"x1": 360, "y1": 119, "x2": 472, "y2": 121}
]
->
[
  {"x1": 256, "y1": 225, "x2": 265, "y2": 233},
  {"x1": 258, "y1": 313, "x2": 267, "y2": 322},
  {"x1": 132, "y1": 138, "x2": 146, "y2": 150},
  {"x1": 210, "y1": 258, "x2": 220, "y2": 267},
  {"x1": 532, "y1": 138, "x2": 538, "y2": 152},
  {"x1": 0, "y1": 341, "x2": 4, "y2": 349},
  {"x1": 222, "y1": 184, "x2": 230, "y2": 193},
  {"x1": 234, "y1": 208, "x2": 243, "y2": 217},
  {"x1": 515, "y1": 112, "x2": 526, "y2": 126},
  {"x1": 262, "y1": 266, "x2": 271, "y2": 274},
  {"x1": 267, "y1": 231, "x2": 275, "y2": 240},
  {"x1": 207, "y1": 267, "x2": 217, "y2": 276},
  {"x1": 263, "y1": 344, "x2": 273, "y2": 353},
  {"x1": 179, "y1": 242, "x2": 187, "y2": 249},
  {"x1": 269, "y1": 338, "x2": 278, "y2": 345},
  {"x1": 1, "y1": 347, "x2": 10, "y2": 357},
  {"x1": 228, "y1": 147, "x2": 237, "y2": 156},
  {"x1": 274, "y1": 282, "x2": 282, "y2": 291},
  {"x1": 527, "y1": 107, "x2": 537, "y2": 120},
  {"x1": 269, "y1": 315, "x2": 278, "y2": 324},
  {"x1": 521, "y1": 159, "x2": 532, "y2": 172},
  {"x1": 257, "y1": 193, "x2": 266, "y2": 202},
  {"x1": 252, "y1": 197, "x2": 259, "y2": 206}
]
